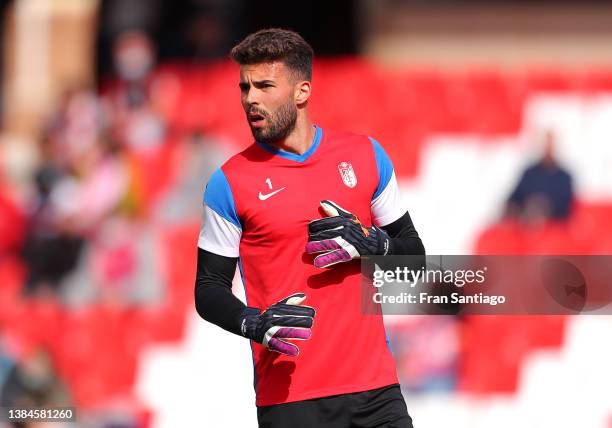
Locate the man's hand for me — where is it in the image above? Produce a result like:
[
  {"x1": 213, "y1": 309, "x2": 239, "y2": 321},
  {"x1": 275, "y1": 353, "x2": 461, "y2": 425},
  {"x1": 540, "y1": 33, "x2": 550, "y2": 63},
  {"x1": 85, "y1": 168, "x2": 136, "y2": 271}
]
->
[
  {"x1": 240, "y1": 293, "x2": 315, "y2": 356},
  {"x1": 306, "y1": 200, "x2": 390, "y2": 268}
]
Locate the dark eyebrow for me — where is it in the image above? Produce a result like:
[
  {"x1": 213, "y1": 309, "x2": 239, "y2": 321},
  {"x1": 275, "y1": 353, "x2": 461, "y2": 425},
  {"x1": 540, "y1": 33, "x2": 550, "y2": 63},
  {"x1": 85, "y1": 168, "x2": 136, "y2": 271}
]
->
[{"x1": 239, "y1": 80, "x2": 275, "y2": 91}]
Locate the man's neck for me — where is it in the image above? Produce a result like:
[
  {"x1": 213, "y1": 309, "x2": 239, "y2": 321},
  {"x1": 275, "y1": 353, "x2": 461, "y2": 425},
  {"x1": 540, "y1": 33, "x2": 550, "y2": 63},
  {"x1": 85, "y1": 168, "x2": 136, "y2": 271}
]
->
[{"x1": 271, "y1": 116, "x2": 315, "y2": 155}]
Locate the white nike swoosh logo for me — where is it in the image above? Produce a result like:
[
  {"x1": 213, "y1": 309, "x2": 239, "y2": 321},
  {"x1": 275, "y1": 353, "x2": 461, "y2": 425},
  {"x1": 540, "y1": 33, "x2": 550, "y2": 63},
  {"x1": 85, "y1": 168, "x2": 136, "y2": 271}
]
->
[{"x1": 258, "y1": 187, "x2": 286, "y2": 200}]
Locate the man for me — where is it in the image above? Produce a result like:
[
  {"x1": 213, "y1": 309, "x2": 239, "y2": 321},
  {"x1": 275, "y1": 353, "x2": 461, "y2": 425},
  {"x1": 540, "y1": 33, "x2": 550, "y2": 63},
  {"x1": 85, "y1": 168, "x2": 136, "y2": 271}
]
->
[
  {"x1": 506, "y1": 130, "x2": 574, "y2": 223},
  {"x1": 195, "y1": 28, "x2": 424, "y2": 428}
]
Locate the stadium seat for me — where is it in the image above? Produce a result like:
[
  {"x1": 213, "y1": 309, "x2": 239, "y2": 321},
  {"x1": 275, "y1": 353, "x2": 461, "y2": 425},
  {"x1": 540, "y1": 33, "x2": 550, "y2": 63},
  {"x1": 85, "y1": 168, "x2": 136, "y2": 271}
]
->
[
  {"x1": 474, "y1": 220, "x2": 526, "y2": 255},
  {"x1": 12, "y1": 61, "x2": 612, "y2": 417}
]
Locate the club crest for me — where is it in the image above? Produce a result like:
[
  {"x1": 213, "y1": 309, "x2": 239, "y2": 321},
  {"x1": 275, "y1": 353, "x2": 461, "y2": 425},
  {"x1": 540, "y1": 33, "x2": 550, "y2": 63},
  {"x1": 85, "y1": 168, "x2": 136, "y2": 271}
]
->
[{"x1": 338, "y1": 162, "x2": 357, "y2": 188}]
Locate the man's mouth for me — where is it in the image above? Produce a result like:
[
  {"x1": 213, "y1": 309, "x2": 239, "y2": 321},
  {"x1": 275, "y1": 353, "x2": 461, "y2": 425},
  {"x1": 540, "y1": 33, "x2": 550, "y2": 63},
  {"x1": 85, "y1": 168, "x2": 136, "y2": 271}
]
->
[{"x1": 248, "y1": 112, "x2": 266, "y2": 126}]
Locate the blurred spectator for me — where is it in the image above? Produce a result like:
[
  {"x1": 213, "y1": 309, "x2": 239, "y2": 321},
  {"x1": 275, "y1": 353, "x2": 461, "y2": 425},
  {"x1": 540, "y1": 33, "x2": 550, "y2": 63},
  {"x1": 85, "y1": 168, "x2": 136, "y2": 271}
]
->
[
  {"x1": 86, "y1": 215, "x2": 163, "y2": 305},
  {"x1": 506, "y1": 131, "x2": 574, "y2": 223},
  {"x1": 21, "y1": 136, "x2": 85, "y2": 296},
  {"x1": 0, "y1": 340, "x2": 14, "y2": 394},
  {"x1": 21, "y1": 227, "x2": 83, "y2": 298},
  {"x1": 112, "y1": 31, "x2": 155, "y2": 109},
  {"x1": 154, "y1": 129, "x2": 229, "y2": 223},
  {"x1": 115, "y1": 104, "x2": 165, "y2": 154},
  {"x1": 388, "y1": 317, "x2": 459, "y2": 393},
  {"x1": 0, "y1": 348, "x2": 70, "y2": 408},
  {"x1": 22, "y1": 88, "x2": 131, "y2": 297},
  {"x1": 105, "y1": 31, "x2": 166, "y2": 155},
  {"x1": 50, "y1": 88, "x2": 102, "y2": 166}
]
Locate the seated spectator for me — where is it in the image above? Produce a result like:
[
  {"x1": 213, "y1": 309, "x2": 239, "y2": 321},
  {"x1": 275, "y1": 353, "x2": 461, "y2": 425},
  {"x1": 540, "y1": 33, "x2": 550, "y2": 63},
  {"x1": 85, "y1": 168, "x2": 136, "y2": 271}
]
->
[
  {"x1": 154, "y1": 129, "x2": 230, "y2": 223},
  {"x1": 0, "y1": 339, "x2": 15, "y2": 394},
  {"x1": 22, "y1": 104, "x2": 129, "y2": 298},
  {"x1": 0, "y1": 348, "x2": 70, "y2": 408},
  {"x1": 21, "y1": 141, "x2": 84, "y2": 296},
  {"x1": 506, "y1": 131, "x2": 574, "y2": 222}
]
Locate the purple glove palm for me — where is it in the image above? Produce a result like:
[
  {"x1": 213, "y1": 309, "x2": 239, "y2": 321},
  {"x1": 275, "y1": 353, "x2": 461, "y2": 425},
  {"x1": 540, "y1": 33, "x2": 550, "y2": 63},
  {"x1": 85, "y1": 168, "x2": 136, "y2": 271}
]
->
[
  {"x1": 306, "y1": 200, "x2": 390, "y2": 268},
  {"x1": 240, "y1": 293, "x2": 315, "y2": 356}
]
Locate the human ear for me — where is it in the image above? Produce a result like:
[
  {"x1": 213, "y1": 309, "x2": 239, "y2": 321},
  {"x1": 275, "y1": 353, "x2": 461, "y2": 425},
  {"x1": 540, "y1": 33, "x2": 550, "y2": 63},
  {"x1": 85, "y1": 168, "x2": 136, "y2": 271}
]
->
[{"x1": 295, "y1": 80, "x2": 311, "y2": 105}]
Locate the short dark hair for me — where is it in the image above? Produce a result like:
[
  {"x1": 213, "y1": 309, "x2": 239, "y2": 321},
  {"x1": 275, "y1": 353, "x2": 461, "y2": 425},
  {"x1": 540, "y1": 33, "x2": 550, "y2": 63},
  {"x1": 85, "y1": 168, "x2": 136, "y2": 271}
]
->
[{"x1": 230, "y1": 28, "x2": 314, "y2": 81}]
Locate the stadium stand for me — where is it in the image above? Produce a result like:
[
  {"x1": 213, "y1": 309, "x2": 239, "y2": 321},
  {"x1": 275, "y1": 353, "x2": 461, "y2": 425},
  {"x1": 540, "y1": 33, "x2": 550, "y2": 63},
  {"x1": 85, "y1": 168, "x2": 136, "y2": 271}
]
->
[{"x1": 2, "y1": 60, "x2": 612, "y2": 425}]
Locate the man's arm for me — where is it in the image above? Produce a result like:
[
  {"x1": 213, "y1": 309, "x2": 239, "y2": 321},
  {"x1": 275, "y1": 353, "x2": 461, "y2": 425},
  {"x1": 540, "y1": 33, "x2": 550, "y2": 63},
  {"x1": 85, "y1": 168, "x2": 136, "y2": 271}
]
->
[
  {"x1": 194, "y1": 247, "x2": 316, "y2": 356},
  {"x1": 381, "y1": 211, "x2": 425, "y2": 255},
  {"x1": 196, "y1": 168, "x2": 315, "y2": 355},
  {"x1": 369, "y1": 137, "x2": 424, "y2": 255},
  {"x1": 194, "y1": 248, "x2": 245, "y2": 336},
  {"x1": 306, "y1": 200, "x2": 424, "y2": 268},
  {"x1": 195, "y1": 167, "x2": 246, "y2": 335},
  {"x1": 304, "y1": 138, "x2": 425, "y2": 268}
]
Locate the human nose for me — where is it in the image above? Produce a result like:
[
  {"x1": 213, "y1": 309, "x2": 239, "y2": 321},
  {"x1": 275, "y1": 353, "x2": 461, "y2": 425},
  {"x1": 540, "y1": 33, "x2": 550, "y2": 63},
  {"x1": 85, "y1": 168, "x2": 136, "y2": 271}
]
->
[{"x1": 244, "y1": 87, "x2": 260, "y2": 107}]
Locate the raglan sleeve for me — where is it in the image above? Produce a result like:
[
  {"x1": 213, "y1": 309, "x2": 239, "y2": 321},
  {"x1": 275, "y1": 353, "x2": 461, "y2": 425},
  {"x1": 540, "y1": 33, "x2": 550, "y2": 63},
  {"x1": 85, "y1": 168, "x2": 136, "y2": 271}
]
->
[
  {"x1": 369, "y1": 137, "x2": 406, "y2": 227},
  {"x1": 369, "y1": 137, "x2": 425, "y2": 256},
  {"x1": 198, "y1": 168, "x2": 242, "y2": 257}
]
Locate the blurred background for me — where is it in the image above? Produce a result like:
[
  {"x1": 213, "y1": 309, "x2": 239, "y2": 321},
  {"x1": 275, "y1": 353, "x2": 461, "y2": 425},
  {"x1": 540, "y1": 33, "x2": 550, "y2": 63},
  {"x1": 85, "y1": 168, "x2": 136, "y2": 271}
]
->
[{"x1": 0, "y1": 0, "x2": 611, "y2": 427}]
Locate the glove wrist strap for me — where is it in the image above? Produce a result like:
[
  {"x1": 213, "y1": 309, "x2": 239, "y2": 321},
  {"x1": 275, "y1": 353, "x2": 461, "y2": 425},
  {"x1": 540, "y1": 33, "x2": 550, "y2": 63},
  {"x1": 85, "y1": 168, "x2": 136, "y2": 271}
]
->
[{"x1": 239, "y1": 307, "x2": 261, "y2": 338}]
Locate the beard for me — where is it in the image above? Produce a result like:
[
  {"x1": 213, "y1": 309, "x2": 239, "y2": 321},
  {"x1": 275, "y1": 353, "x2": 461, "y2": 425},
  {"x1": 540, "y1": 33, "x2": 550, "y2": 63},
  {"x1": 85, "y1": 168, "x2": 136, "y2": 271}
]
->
[{"x1": 247, "y1": 99, "x2": 297, "y2": 145}]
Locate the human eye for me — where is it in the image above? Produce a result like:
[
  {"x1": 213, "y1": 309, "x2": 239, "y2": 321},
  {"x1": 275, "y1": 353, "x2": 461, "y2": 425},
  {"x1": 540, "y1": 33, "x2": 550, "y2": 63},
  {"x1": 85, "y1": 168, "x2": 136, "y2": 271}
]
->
[{"x1": 256, "y1": 81, "x2": 274, "y2": 90}]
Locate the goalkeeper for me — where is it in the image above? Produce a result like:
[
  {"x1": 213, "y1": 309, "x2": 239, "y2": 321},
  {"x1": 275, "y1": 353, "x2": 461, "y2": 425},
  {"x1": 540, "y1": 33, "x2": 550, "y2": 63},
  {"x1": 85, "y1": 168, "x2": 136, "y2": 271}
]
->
[{"x1": 194, "y1": 28, "x2": 424, "y2": 428}]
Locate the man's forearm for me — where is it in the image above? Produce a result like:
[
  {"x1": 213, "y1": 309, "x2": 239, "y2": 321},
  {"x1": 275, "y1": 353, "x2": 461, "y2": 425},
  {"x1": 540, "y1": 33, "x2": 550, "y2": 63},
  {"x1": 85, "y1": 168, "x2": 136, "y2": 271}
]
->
[
  {"x1": 381, "y1": 211, "x2": 426, "y2": 255},
  {"x1": 194, "y1": 248, "x2": 246, "y2": 336}
]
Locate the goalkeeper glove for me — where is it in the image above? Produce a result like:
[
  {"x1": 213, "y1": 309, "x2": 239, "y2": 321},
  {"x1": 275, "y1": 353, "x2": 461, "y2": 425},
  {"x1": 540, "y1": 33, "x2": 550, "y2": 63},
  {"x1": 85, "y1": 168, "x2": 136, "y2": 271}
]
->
[
  {"x1": 305, "y1": 200, "x2": 390, "y2": 268},
  {"x1": 240, "y1": 293, "x2": 315, "y2": 356}
]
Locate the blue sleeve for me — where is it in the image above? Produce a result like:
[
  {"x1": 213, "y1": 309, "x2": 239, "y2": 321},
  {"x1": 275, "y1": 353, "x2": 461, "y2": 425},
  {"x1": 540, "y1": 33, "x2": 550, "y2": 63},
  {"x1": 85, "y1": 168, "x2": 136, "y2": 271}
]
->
[
  {"x1": 203, "y1": 168, "x2": 242, "y2": 229},
  {"x1": 370, "y1": 137, "x2": 395, "y2": 200}
]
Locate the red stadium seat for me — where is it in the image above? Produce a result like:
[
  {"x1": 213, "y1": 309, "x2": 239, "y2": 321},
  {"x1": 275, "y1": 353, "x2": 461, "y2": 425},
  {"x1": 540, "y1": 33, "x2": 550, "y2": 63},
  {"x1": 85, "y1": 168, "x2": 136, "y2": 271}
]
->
[
  {"x1": 569, "y1": 202, "x2": 612, "y2": 253},
  {"x1": 523, "y1": 223, "x2": 578, "y2": 255},
  {"x1": 13, "y1": 61, "x2": 612, "y2": 414},
  {"x1": 459, "y1": 315, "x2": 566, "y2": 394},
  {"x1": 474, "y1": 220, "x2": 526, "y2": 255},
  {"x1": 0, "y1": 257, "x2": 25, "y2": 327},
  {"x1": 525, "y1": 69, "x2": 575, "y2": 92}
]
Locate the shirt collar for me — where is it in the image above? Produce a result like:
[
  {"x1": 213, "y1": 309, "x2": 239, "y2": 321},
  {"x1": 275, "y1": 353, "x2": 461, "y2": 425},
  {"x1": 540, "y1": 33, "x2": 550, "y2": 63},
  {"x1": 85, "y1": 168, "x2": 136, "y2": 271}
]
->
[{"x1": 256, "y1": 125, "x2": 322, "y2": 163}]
